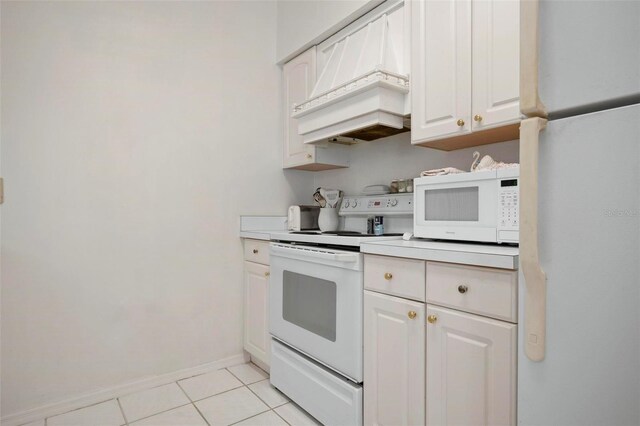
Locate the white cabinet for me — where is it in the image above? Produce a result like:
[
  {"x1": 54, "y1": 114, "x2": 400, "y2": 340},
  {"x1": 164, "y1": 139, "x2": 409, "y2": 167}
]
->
[
  {"x1": 243, "y1": 239, "x2": 270, "y2": 368},
  {"x1": 426, "y1": 305, "x2": 517, "y2": 426},
  {"x1": 411, "y1": 0, "x2": 520, "y2": 150},
  {"x1": 364, "y1": 290, "x2": 425, "y2": 426},
  {"x1": 471, "y1": 0, "x2": 520, "y2": 130},
  {"x1": 411, "y1": 0, "x2": 472, "y2": 142},
  {"x1": 282, "y1": 47, "x2": 349, "y2": 171},
  {"x1": 363, "y1": 253, "x2": 519, "y2": 426}
]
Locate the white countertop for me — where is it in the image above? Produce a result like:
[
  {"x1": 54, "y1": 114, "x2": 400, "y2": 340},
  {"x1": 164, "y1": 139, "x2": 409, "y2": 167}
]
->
[
  {"x1": 239, "y1": 216, "x2": 287, "y2": 241},
  {"x1": 240, "y1": 215, "x2": 518, "y2": 269},
  {"x1": 361, "y1": 239, "x2": 519, "y2": 270},
  {"x1": 239, "y1": 230, "x2": 276, "y2": 241}
]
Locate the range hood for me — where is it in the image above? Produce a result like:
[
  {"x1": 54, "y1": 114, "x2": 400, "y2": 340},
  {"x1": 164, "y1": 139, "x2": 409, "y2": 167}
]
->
[{"x1": 292, "y1": 1, "x2": 410, "y2": 144}]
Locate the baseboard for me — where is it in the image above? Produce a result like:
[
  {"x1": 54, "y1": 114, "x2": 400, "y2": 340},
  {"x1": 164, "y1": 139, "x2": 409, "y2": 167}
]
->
[{"x1": 1, "y1": 353, "x2": 246, "y2": 426}]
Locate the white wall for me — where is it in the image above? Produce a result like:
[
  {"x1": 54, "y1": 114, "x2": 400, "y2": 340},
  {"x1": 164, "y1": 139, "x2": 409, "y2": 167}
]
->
[
  {"x1": 313, "y1": 133, "x2": 519, "y2": 195},
  {"x1": 0, "y1": 1, "x2": 313, "y2": 417},
  {"x1": 276, "y1": 0, "x2": 381, "y2": 63}
]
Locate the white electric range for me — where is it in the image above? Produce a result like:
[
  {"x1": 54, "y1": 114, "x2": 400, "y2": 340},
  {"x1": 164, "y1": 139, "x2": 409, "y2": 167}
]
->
[
  {"x1": 270, "y1": 193, "x2": 414, "y2": 247},
  {"x1": 268, "y1": 193, "x2": 413, "y2": 426}
]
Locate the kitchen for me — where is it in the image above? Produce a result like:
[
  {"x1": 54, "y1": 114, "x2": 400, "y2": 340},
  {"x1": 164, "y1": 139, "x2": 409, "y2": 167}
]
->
[{"x1": 1, "y1": 1, "x2": 639, "y2": 426}]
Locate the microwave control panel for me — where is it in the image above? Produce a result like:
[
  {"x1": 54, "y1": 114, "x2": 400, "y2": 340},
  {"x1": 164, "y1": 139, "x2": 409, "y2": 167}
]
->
[{"x1": 498, "y1": 178, "x2": 519, "y2": 230}]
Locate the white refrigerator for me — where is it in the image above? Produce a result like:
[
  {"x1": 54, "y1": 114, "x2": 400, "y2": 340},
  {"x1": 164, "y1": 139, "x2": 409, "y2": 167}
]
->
[{"x1": 518, "y1": 1, "x2": 640, "y2": 425}]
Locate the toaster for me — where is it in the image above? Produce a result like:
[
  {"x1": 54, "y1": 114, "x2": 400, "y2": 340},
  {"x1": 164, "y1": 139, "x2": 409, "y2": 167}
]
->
[{"x1": 288, "y1": 205, "x2": 320, "y2": 231}]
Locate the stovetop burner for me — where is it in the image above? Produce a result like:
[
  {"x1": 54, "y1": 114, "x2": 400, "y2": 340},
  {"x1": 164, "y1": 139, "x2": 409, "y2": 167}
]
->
[{"x1": 291, "y1": 231, "x2": 402, "y2": 237}]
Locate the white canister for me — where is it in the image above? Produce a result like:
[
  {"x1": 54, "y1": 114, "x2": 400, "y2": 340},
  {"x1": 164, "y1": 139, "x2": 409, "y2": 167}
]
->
[{"x1": 318, "y1": 207, "x2": 339, "y2": 232}]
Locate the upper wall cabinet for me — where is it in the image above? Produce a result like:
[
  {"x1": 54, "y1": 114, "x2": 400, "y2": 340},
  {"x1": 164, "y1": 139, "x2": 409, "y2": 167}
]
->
[
  {"x1": 411, "y1": 0, "x2": 521, "y2": 150},
  {"x1": 282, "y1": 47, "x2": 349, "y2": 171}
]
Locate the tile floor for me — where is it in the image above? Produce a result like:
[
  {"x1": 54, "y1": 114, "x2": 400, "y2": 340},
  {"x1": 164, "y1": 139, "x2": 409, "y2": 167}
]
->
[{"x1": 22, "y1": 362, "x2": 321, "y2": 426}]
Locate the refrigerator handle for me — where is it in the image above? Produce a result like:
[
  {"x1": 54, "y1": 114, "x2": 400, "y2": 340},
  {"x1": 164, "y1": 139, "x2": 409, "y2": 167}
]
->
[
  {"x1": 520, "y1": 117, "x2": 548, "y2": 362},
  {"x1": 520, "y1": 0, "x2": 548, "y2": 119}
]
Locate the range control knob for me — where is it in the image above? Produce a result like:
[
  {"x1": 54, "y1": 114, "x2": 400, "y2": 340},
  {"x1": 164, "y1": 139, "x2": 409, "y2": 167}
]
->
[
  {"x1": 343, "y1": 200, "x2": 350, "y2": 208},
  {"x1": 390, "y1": 198, "x2": 398, "y2": 207},
  {"x1": 352, "y1": 200, "x2": 358, "y2": 208}
]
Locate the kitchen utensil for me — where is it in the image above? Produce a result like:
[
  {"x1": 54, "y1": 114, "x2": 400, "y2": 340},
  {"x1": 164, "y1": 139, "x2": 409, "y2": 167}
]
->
[
  {"x1": 321, "y1": 188, "x2": 342, "y2": 208},
  {"x1": 313, "y1": 188, "x2": 327, "y2": 207},
  {"x1": 318, "y1": 207, "x2": 339, "y2": 232}
]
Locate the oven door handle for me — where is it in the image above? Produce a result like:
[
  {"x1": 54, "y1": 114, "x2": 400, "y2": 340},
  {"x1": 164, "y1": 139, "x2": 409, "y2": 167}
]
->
[{"x1": 270, "y1": 243, "x2": 359, "y2": 263}]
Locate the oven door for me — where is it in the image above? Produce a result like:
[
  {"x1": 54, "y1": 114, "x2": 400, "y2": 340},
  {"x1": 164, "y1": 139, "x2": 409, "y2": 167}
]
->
[
  {"x1": 269, "y1": 242, "x2": 363, "y2": 382},
  {"x1": 414, "y1": 170, "x2": 498, "y2": 242}
]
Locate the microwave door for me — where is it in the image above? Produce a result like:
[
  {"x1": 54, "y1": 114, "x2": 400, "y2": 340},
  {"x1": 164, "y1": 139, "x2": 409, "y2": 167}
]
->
[{"x1": 415, "y1": 178, "x2": 498, "y2": 242}]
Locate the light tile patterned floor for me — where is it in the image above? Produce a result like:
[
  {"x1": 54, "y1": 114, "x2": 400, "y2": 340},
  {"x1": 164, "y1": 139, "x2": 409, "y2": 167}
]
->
[{"x1": 25, "y1": 362, "x2": 321, "y2": 426}]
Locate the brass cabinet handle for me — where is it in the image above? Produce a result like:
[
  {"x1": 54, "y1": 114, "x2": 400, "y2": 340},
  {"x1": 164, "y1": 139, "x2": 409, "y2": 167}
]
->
[
  {"x1": 427, "y1": 314, "x2": 438, "y2": 324},
  {"x1": 252, "y1": 249, "x2": 259, "y2": 254},
  {"x1": 456, "y1": 119, "x2": 465, "y2": 127},
  {"x1": 384, "y1": 272, "x2": 393, "y2": 280},
  {"x1": 458, "y1": 285, "x2": 468, "y2": 294},
  {"x1": 408, "y1": 311, "x2": 417, "y2": 319},
  {"x1": 306, "y1": 153, "x2": 312, "y2": 159},
  {"x1": 474, "y1": 114, "x2": 483, "y2": 122},
  {"x1": 264, "y1": 271, "x2": 270, "y2": 277}
]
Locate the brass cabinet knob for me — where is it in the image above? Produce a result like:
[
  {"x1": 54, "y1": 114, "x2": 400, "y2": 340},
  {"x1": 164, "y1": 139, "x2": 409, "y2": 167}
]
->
[
  {"x1": 384, "y1": 272, "x2": 393, "y2": 280},
  {"x1": 456, "y1": 119, "x2": 465, "y2": 127},
  {"x1": 252, "y1": 249, "x2": 259, "y2": 254},
  {"x1": 474, "y1": 114, "x2": 483, "y2": 122},
  {"x1": 265, "y1": 271, "x2": 270, "y2": 277},
  {"x1": 458, "y1": 285, "x2": 468, "y2": 294},
  {"x1": 306, "y1": 153, "x2": 313, "y2": 159},
  {"x1": 408, "y1": 311, "x2": 417, "y2": 319},
  {"x1": 427, "y1": 314, "x2": 438, "y2": 324}
]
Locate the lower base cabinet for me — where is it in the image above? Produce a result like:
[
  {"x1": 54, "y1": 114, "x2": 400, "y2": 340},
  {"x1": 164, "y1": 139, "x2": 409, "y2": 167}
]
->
[
  {"x1": 243, "y1": 260, "x2": 270, "y2": 367},
  {"x1": 364, "y1": 290, "x2": 425, "y2": 426},
  {"x1": 426, "y1": 305, "x2": 517, "y2": 426}
]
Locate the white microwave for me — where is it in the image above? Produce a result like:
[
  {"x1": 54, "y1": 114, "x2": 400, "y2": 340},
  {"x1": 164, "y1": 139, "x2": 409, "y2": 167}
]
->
[{"x1": 413, "y1": 167, "x2": 519, "y2": 244}]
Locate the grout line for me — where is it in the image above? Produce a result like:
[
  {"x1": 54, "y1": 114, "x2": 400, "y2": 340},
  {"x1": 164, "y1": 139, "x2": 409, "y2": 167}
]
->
[
  {"x1": 174, "y1": 380, "x2": 211, "y2": 425},
  {"x1": 244, "y1": 382, "x2": 274, "y2": 410},
  {"x1": 121, "y1": 402, "x2": 193, "y2": 425},
  {"x1": 225, "y1": 367, "x2": 246, "y2": 385},
  {"x1": 173, "y1": 365, "x2": 230, "y2": 384},
  {"x1": 272, "y1": 407, "x2": 293, "y2": 426},
  {"x1": 175, "y1": 381, "x2": 195, "y2": 403},
  {"x1": 225, "y1": 363, "x2": 268, "y2": 386},
  {"x1": 116, "y1": 398, "x2": 129, "y2": 426},
  {"x1": 238, "y1": 363, "x2": 292, "y2": 423},
  {"x1": 45, "y1": 397, "x2": 118, "y2": 420},
  {"x1": 190, "y1": 402, "x2": 211, "y2": 426},
  {"x1": 226, "y1": 404, "x2": 272, "y2": 426},
  {"x1": 187, "y1": 384, "x2": 246, "y2": 404},
  {"x1": 243, "y1": 379, "x2": 290, "y2": 410}
]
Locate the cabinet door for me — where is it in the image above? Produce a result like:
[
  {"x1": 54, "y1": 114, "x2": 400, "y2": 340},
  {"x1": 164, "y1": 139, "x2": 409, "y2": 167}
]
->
[
  {"x1": 364, "y1": 291, "x2": 425, "y2": 426},
  {"x1": 426, "y1": 305, "x2": 516, "y2": 426},
  {"x1": 471, "y1": 0, "x2": 520, "y2": 130},
  {"x1": 244, "y1": 261, "x2": 270, "y2": 366},
  {"x1": 411, "y1": 0, "x2": 472, "y2": 144},
  {"x1": 283, "y1": 47, "x2": 316, "y2": 169}
]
